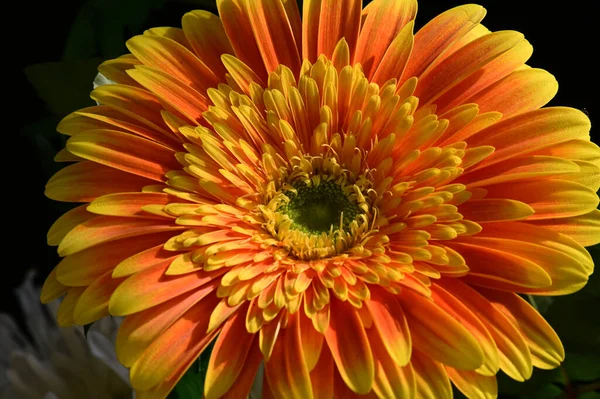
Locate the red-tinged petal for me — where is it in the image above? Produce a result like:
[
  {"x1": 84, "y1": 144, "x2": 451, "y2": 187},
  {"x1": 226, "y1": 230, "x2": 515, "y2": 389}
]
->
[
  {"x1": 113, "y1": 243, "x2": 179, "y2": 277},
  {"x1": 430, "y1": 283, "x2": 499, "y2": 376},
  {"x1": 441, "y1": 111, "x2": 502, "y2": 146},
  {"x1": 40, "y1": 269, "x2": 69, "y2": 304},
  {"x1": 134, "y1": 354, "x2": 199, "y2": 399},
  {"x1": 109, "y1": 260, "x2": 221, "y2": 316},
  {"x1": 467, "y1": 107, "x2": 591, "y2": 166},
  {"x1": 87, "y1": 192, "x2": 175, "y2": 217},
  {"x1": 332, "y1": 368, "x2": 378, "y2": 399},
  {"x1": 434, "y1": 38, "x2": 533, "y2": 114},
  {"x1": 317, "y1": 0, "x2": 361, "y2": 61},
  {"x1": 355, "y1": 0, "x2": 417, "y2": 79},
  {"x1": 411, "y1": 349, "x2": 452, "y2": 399},
  {"x1": 90, "y1": 85, "x2": 171, "y2": 134},
  {"x1": 73, "y1": 271, "x2": 125, "y2": 325},
  {"x1": 221, "y1": 54, "x2": 266, "y2": 94},
  {"x1": 369, "y1": 324, "x2": 416, "y2": 399},
  {"x1": 364, "y1": 289, "x2": 411, "y2": 366},
  {"x1": 144, "y1": 27, "x2": 192, "y2": 49},
  {"x1": 47, "y1": 204, "x2": 94, "y2": 246},
  {"x1": 208, "y1": 298, "x2": 244, "y2": 333},
  {"x1": 246, "y1": 0, "x2": 301, "y2": 75},
  {"x1": 459, "y1": 199, "x2": 534, "y2": 223},
  {"x1": 446, "y1": 367, "x2": 498, "y2": 399},
  {"x1": 299, "y1": 309, "x2": 324, "y2": 371},
  {"x1": 527, "y1": 209, "x2": 600, "y2": 247},
  {"x1": 182, "y1": 10, "x2": 234, "y2": 80},
  {"x1": 126, "y1": 35, "x2": 219, "y2": 93},
  {"x1": 468, "y1": 68, "x2": 558, "y2": 118},
  {"x1": 66, "y1": 129, "x2": 179, "y2": 182},
  {"x1": 46, "y1": 162, "x2": 153, "y2": 202},
  {"x1": 127, "y1": 66, "x2": 209, "y2": 124},
  {"x1": 217, "y1": 0, "x2": 267, "y2": 80},
  {"x1": 324, "y1": 298, "x2": 374, "y2": 394},
  {"x1": 129, "y1": 294, "x2": 220, "y2": 390},
  {"x1": 445, "y1": 241, "x2": 552, "y2": 290},
  {"x1": 56, "y1": 287, "x2": 86, "y2": 327},
  {"x1": 370, "y1": 21, "x2": 414, "y2": 86},
  {"x1": 58, "y1": 234, "x2": 170, "y2": 286},
  {"x1": 459, "y1": 155, "x2": 580, "y2": 188},
  {"x1": 57, "y1": 216, "x2": 184, "y2": 256},
  {"x1": 265, "y1": 313, "x2": 314, "y2": 399},
  {"x1": 97, "y1": 55, "x2": 143, "y2": 87},
  {"x1": 259, "y1": 315, "x2": 282, "y2": 361},
  {"x1": 302, "y1": 0, "x2": 322, "y2": 62},
  {"x1": 481, "y1": 179, "x2": 598, "y2": 221},
  {"x1": 400, "y1": 288, "x2": 484, "y2": 370},
  {"x1": 310, "y1": 346, "x2": 334, "y2": 399},
  {"x1": 457, "y1": 234, "x2": 590, "y2": 295},
  {"x1": 415, "y1": 31, "x2": 525, "y2": 106},
  {"x1": 402, "y1": 4, "x2": 486, "y2": 82},
  {"x1": 438, "y1": 279, "x2": 533, "y2": 381},
  {"x1": 204, "y1": 307, "x2": 255, "y2": 399},
  {"x1": 221, "y1": 341, "x2": 263, "y2": 398},
  {"x1": 116, "y1": 285, "x2": 217, "y2": 367},
  {"x1": 479, "y1": 288, "x2": 565, "y2": 369}
]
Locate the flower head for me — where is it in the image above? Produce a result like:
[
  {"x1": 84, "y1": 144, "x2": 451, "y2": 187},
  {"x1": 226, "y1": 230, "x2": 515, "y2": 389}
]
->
[
  {"x1": 44, "y1": 0, "x2": 599, "y2": 398},
  {"x1": 1, "y1": 273, "x2": 131, "y2": 398}
]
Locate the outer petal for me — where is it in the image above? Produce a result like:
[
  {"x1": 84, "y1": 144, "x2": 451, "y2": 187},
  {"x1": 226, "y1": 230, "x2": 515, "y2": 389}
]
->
[
  {"x1": 411, "y1": 349, "x2": 452, "y2": 399},
  {"x1": 446, "y1": 367, "x2": 498, "y2": 399},
  {"x1": 316, "y1": 0, "x2": 361, "y2": 61}
]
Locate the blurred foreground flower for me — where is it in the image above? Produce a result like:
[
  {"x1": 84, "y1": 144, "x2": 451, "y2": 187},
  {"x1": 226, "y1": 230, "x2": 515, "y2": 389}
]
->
[
  {"x1": 1, "y1": 273, "x2": 131, "y2": 399},
  {"x1": 43, "y1": 0, "x2": 599, "y2": 397}
]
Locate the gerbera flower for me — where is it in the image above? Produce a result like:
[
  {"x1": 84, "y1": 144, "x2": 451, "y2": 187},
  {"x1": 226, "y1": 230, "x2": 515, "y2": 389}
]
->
[
  {"x1": 1, "y1": 273, "x2": 131, "y2": 398},
  {"x1": 43, "y1": 0, "x2": 599, "y2": 397}
]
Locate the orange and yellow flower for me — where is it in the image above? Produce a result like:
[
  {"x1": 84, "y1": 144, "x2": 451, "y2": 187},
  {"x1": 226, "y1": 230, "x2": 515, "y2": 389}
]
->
[{"x1": 43, "y1": 0, "x2": 599, "y2": 398}]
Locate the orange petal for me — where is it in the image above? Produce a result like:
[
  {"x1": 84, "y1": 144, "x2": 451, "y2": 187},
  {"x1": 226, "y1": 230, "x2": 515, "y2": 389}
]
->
[
  {"x1": 355, "y1": 0, "x2": 417, "y2": 79},
  {"x1": 66, "y1": 129, "x2": 179, "y2": 182},
  {"x1": 430, "y1": 283, "x2": 499, "y2": 376},
  {"x1": 217, "y1": 0, "x2": 267, "y2": 80},
  {"x1": 445, "y1": 241, "x2": 553, "y2": 290},
  {"x1": 116, "y1": 285, "x2": 217, "y2": 367},
  {"x1": 467, "y1": 107, "x2": 591, "y2": 165},
  {"x1": 370, "y1": 21, "x2": 414, "y2": 85},
  {"x1": 369, "y1": 324, "x2": 415, "y2": 399},
  {"x1": 324, "y1": 298, "x2": 374, "y2": 394},
  {"x1": 40, "y1": 268, "x2": 69, "y2": 304},
  {"x1": 400, "y1": 288, "x2": 484, "y2": 370},
  {"x1": 415, "y1": 31, "x2": 525, "y2": 106},
  {"x1": 127, "y1": 66, "x2": 209, "y2": 124},
  {"x1": 57, "y1": 216, "x2": 184, "y2": 256},
  {"x1": 459, "y1": 155, "x2": 580, "y2": 188},
  {"x1": 55, "y1": 287, "x2": 86, "y2": 327},
  {"x1": 72, "y1": 271, "x2": 125, "y2": 325},
  {"x1": 468, "y1": 68, "x2": 558, "y2": 118},
  {"x1": 90, "y1": 84, "x2": 171, "y2": 134},
  {"x1": 109, "y1": 261, "x2": 222, "y2": 316},
  {"x1": 402, "y1": 4, "x2": 486, "y2": 82},
  {"x1": 482, "y1": 179, "x2": 598, "y2": 221},
  {"x1": 527, "y1": 209, "x2": 600, "y2": 247},
  {"x1": 364, "y1": 288, "x2": 411, "y2": 366},
  {"x1": 265, "y1": 312, "x2": 314, "y2": 399},
  {"x1": 113, "y1": 242, "x2": 179, "y2": 277},
  {"x1": 299, "y1": 309, "x2": 324, "y2": 371},
  {"x1": 411, "y1": 349, "x2": 452, "y2": 399},
  {"x1": 446, "y1": 367, "x2": 498, "y2": 399},
  {"x1": 182, "y1": 10, "x2": 234, "y2": 80},
  {"x1": 47, "y1": 204, "x2": 94, "y2": 246},
  {"x1": 309, "y1": 346, "x2": 334, "y2": 399},
  {"x1": 97, "y1": 54, "x2": 143, "y2": 87},
  {"x1": 126, "y1": 35, "x2": 219, "y2": 93},
  {"x1": 438, "y1": 279, "x2": 533, "y2": 381},
  {"x1": 459, "y1": 199, "x2": 534, "y2": 223},
  {"x1": 129, "y1": 294, "x2": 220, "y2": 390},
  {"x1": 221, "y1": 340, "x2": 263, "y2": 398},
  {"x1": 87, "y1": 192, "x2": 174, "y2": 217},
  {"x1": 316, "y1": 0, "x2": 361, "y2": 61},
  {"x1": 46, "y1": 162, "x2": 153, "y2": 202},
  {"x1": 479, "y1": 288, "x2": 564, "y2": 369},
  {"x1": 246, "y1": 0, "x2": 301, "y2": 74},
  {"x1": 302, "y1": 0, "x2": 322, "y2": 62},
  {"x1": 434, "y1": 37, "x2": 533, "y2": 114},
  {"x1": 204, "y1": 307, "x2": 256, "y2": 399}
]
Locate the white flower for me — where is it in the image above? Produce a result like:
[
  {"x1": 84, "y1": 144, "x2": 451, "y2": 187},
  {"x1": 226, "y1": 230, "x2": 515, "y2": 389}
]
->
[{"x1": 0, "y1": 273, "x2": 132, "y2": 399}]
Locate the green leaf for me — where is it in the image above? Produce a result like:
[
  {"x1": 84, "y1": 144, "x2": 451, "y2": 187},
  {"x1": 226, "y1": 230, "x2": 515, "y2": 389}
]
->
[
  {"x1": 578, "y1": 392, "x2": 600, "y2": 399},
  {"x1": 24, "y1": 59, "x2": 103, "y2": 117},
  {"x1": 497, "y1": 368, "x2": 563, "y2": 396},
  {"x1": 563, "y1": 353, "x2": 600, "y2": 382},
  {"x1": 523, "y1": 383, "x2": 563, "y2": 399},
  {"x1": 168, "y1": 341, "x2": 215, "y2": 398},
  {"x1": 544, "y1": 295, "x2": 600, "y2": 354}
]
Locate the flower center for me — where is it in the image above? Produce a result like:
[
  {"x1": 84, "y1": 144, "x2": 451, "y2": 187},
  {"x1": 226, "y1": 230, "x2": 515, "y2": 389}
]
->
[{"x1": 280, "y1": 178, "x2": 362, "y2": 235}]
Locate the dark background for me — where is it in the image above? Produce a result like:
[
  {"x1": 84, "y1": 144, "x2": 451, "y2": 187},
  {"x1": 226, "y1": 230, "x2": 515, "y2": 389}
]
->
[{"x1": 9, "y1": 0, "x2": 599, "y2": 397}]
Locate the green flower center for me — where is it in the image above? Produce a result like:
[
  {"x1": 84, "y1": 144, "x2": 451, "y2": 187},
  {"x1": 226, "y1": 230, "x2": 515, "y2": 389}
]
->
[{"x1": 280, "y1": 179, "x2": 362, "y2": 235}]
